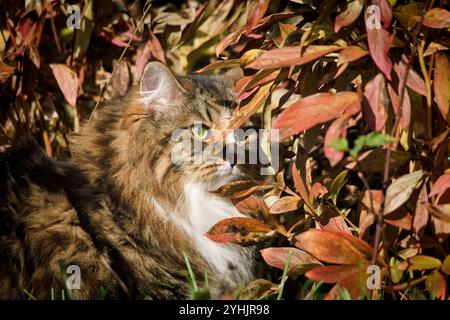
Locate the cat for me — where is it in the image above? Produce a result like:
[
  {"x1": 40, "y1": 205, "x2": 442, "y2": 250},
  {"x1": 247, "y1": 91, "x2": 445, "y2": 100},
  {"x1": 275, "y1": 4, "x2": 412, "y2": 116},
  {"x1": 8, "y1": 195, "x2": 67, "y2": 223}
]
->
[{"x1": 0, "y1": 62, "x2": 265, "y2": 299}]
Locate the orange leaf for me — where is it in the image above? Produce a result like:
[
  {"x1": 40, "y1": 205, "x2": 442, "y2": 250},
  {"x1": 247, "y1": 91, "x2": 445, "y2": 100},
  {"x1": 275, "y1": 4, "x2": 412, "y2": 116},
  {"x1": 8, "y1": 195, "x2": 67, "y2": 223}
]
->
[
  {"x1": 305, "y1": 264, "x2": 360, "y2": 284},
  {"x1": 205, "y1": 217, "x2": 274, "y2": 246},
  {"x1": 247, "y1": 45, "x2": 343, "y2": 70},
  {"x1": 269, "y1": 196, "x2": 301, "y2": 214},
  {"x1": 337, "y1": 46, "x2": 369, "y2": 66},
  {"x1": 294, "y1": 229, "x2": 379, "y2": 265},
  {"x1": 425, "y1": 269, "x2": 447, "y2": 299},
  {"x1": 261, "y1": 247, "x2": 321, "y2": 275},
  {"x1": 246, "y1": 0, "x2": 270, "y2": 34},
  {"x1": 233, "y1": 194, "x2": 267, "y2": 215},
  {"x1": 273, "y1": 92, "x2": 360, "y2": 141}
]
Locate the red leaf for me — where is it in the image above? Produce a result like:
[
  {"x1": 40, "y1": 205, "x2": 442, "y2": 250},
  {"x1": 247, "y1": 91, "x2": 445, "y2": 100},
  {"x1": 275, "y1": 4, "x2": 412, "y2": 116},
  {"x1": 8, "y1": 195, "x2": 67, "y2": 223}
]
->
[
  {"x1": 319, "y1": 207, "x2": 352, "y2": 235},
  {"x1": 49, "y1": 64, "x2": 78, "y2": 107},
  {"x1": 292, "y1": 162, "x2": 313, "y2": 212},
  {"x1": 273, "y1": 92, "x2": 360, "y2": 142},
  {"x1": 305, "y1": 264, "x2": 360, "y2": 284},
  {"x1": 334, "y1": 0, "x2": 364, "y2": 32},
  {"x1": 324, "y1": 114, "x2": 350, "y2": 166},
  {"x1": 294, "y1": 229, "x2": 377, "y2": 265},
  {"x1": 246, "y1": 0, "x2": 270, "y2": 34},
  {"x1": 394, "y1": 58, "x2": 427, "y2": 96},
  {"x1": 414, "y1": 184, "x2": 429, "y2": 237},
  {"x1": 423, "y1": 8, "x2": 450, "y2": 29},
  {"x1": 430, "y1": 172, "x2": 450, "y2": 199},
  {"x1": 425, "y1": 270, "x2": 447, "y2": 299},
  {"x1": 385, "y1": 208, "x2": 413, "y2": 230},
  {"x1": 363, "y1": 73, "x2": 388, "y2": 131},
  {"x1": 434, "y1": 52, "x2": 450, "y2": 123},
  {"x1": 325, "y1": 267, "x2": 370, "y2": 300},
  {"x1": 216, "y1": 29, "x2": 243, "y2": 57},
  {"x1": 205, "y1": 217, "x2": 274, "y2": 246},
  {"x1": 247, "y1": 45, "x2": 343, "y2": 70},
  {"x1": 261, "y1": 247, "x2": 321, "y2": 275},
  {"x1": 388, "y1": 82, "x2": 411, "y2": 130},
  {"x1": 366, "y1": 28, "x2": 394, "y2": 81}
]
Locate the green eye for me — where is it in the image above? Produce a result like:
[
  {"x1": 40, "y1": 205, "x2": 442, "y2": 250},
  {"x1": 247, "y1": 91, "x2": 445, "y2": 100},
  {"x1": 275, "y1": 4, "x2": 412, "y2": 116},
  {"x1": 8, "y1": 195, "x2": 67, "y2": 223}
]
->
[{"x1": 190, "y1": 123, "x2": 210, "y2": 140}]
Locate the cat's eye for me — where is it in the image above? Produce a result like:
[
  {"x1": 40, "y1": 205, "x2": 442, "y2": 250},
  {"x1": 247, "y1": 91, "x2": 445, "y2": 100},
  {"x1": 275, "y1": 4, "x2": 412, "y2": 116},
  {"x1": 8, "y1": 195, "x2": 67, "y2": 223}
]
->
[{"x1": 190, "y1": 123, "x2": 211, "y2": 140}]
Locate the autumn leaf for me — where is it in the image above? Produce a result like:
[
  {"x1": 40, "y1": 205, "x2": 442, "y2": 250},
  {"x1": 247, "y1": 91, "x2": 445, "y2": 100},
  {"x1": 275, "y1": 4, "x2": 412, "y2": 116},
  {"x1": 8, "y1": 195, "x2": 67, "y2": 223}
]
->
[
  {"x1": 407, "y1": 255, "x2": 442, "y2": 271},
  {"x1": 387, "y1": 82, "x2": 411, "y2": 129},
  {"x1": 394, "y1": 58, "x2": 427, "y2": 96},
  {"x1": 261, "y1": 247, "x2": 322, "y2": 275},
  {"x1": 346, "y1": 149, "x2": 411, "y2": 173},
  {"x1": 247, "y1": 45, "x2": 343, "y2": 70},
  {"x1": 273, "y1": 92, "x2": 360, "y2": 142},
  {"x1": 269, "y1": 196, "x2": 301, "y2": 214},
  {"x1": 50, "y1": 64, "x2": 78, "y2": 107},
  {"x1": 422, "y1": 8, "x2": 450, "y2": 29},
  {"x1": 425, "y1": 269, "x2": 447, "y2": 299},
  {"x1": 434, "y1": 52, "x2": 450, "y2": 123},
  {"x1": 325, "y1": 114, "x2": 351, "y2": 166},
  {"x1": 430, "y1": 172, "x2": 450, "y2": 199},
  {"x1": 384, "y1": 170, "x2": 425, "y2": 214},
  {"x1": 363, "y1": 73, "x2": 388, "y2": 131},
  {"x1": 246, "y1": 0, "x2": 270, "y2": 34},
  {"x1": 205, "y1": 217, "x2": 275, "y2": 246},
  {"x1": 294, "y1": 229, "x2": 380, "y2": 265},
  {"x1": 337, "y1": 46, "x2": 369, "y2": 66},
  {"x1": 414, "y1": 184, "x2": 429, "y2": 237},
  {"x1": 233, "y1": 194, "x2": 269, "y2": 216},
  {"x1": 334, "y1": 0, "x2": 364, "y2": 33},
  {"x1": 366, "y1": 26, "x2": 394, "y2": 80}
]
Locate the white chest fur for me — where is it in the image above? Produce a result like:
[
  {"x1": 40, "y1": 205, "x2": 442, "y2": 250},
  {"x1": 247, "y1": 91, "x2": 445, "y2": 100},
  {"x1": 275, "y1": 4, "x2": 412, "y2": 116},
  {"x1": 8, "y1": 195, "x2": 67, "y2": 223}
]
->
[
  {"x1": 146, "y1": 183, "x2": 255, "y2": 289},
  {"x1": 182, "y1": 183, "x2": 255, "y2": 288}
]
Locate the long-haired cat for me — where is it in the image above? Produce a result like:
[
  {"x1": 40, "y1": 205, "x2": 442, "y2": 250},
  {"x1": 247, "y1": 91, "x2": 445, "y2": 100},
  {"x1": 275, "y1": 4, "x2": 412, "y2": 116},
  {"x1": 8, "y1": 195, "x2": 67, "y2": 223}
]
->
[{"x1": 0, "y1": 62, "x2": 263, "y2": 299}]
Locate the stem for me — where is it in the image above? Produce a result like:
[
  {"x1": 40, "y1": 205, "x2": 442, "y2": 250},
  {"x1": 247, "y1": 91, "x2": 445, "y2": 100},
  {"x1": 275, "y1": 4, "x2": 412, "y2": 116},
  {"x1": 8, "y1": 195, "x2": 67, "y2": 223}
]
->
[
  {"x1": 89, "y1": 1, "x2": 152, "y2": 120},
  {"x1": 371, "y1": 1, "x2": 428, "y2": 299}
]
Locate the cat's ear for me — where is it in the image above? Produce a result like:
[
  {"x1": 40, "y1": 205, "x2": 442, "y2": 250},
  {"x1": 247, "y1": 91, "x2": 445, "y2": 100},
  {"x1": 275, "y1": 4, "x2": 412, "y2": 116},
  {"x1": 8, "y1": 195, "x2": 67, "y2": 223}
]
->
[{"x1": 139, "y1": 62, "x2": 185, "y2": 109}]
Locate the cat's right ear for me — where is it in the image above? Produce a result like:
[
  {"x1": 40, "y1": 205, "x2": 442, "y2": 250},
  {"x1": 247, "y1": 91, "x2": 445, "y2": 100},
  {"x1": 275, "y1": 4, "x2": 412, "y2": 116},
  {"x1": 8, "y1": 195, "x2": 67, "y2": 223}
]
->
[{"x1": 139, "y1": 62, "x2": 185, "y2": 110}]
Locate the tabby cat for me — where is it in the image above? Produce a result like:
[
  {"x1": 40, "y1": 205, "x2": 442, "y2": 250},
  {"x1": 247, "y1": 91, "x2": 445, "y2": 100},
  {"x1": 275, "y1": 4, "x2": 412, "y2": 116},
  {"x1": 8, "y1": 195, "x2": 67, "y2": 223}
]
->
[{"x1": 0, "y1": 62, "x2": 264, "y2": 299}]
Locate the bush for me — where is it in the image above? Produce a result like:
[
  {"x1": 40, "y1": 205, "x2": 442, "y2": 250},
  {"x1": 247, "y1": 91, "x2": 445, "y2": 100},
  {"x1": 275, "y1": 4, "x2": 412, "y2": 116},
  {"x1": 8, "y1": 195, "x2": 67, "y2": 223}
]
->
[{"x1": 1, "y1": 0, "x2": 449, "y2": 300}]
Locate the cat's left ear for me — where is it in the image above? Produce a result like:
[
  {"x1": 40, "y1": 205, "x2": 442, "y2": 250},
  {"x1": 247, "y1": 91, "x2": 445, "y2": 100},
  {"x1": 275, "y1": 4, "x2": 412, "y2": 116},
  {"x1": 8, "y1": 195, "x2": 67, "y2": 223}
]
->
[{"x1": 139, "y1": 62, "x2": 185, "y2": 110}]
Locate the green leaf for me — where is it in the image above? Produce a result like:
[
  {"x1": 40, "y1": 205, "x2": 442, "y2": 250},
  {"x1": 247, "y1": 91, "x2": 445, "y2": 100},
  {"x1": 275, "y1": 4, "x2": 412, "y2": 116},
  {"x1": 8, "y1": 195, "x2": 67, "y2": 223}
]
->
[
  {"x1": 408, "y1": 255, "x2": 442, "y2": 271},
  {"x1": 329, "y1": 138, "x2": 349, "y2": 152},
  {"x1": 329, "y1": 170, "x2": 348, "y2": 206}
]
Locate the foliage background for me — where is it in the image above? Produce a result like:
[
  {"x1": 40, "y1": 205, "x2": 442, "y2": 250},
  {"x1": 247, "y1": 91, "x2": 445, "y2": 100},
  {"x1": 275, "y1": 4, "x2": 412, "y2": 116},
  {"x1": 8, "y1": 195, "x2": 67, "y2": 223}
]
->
[{"x1": 1, "y1": 0, "x2": 450, "y2": 300}]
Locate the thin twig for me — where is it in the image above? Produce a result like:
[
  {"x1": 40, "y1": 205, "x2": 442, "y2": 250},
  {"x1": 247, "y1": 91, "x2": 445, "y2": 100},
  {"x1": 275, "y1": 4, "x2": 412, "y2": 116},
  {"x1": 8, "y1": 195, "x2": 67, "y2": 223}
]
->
[
  {"x1": 371, "y1": 1, "x2": 429, "y2": 299},
  {"x1": 89, "y1": 1, "x2": 152, "y2": 120}
]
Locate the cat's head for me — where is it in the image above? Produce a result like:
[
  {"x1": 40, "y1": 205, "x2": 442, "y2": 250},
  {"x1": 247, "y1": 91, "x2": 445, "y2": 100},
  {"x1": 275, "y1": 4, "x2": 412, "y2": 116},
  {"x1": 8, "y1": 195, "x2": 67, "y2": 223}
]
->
[{"x1": 114, "y1": 62, "x2": 265, "y2": 193}]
